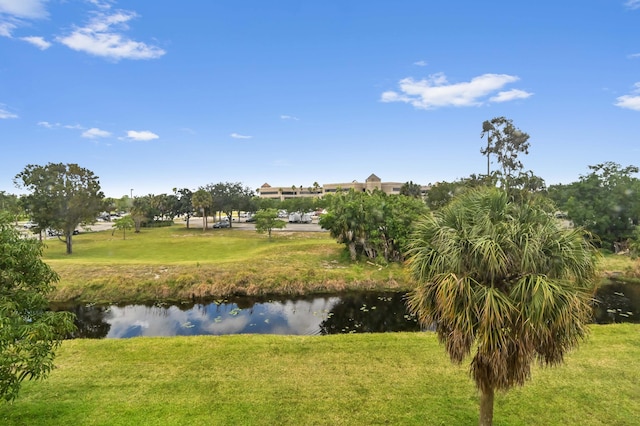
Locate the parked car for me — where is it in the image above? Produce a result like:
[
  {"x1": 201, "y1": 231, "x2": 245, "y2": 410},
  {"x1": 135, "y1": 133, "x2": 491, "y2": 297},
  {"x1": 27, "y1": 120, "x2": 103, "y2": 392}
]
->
[
  {"x1": 213, "y1": 221, "x2": 230, "y2": 228},
  {"x1": 47, "y1": 229, "x2": 80, "y2": 236},
  {"x1": 245, "y1": 216, "x2": 256, "y2": 223},
  {"x1": 23, "y1": 221, "x2": 38, "y2": 229},
  {"x1": 288, "y1": 212, "x2": 312, "y2": 223}
]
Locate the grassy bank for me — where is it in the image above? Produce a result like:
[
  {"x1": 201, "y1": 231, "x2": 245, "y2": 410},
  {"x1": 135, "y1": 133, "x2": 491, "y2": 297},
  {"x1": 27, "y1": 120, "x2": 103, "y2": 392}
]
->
[
  {"x1": 43, "y1": 225, "x2": 409, "y2": 303},
  {"x1": 0, "y1": 324, "x2": 637, "y2": 425},
  {"x1": 42, "y1": 224, "x2": 640, "y2": 304}
]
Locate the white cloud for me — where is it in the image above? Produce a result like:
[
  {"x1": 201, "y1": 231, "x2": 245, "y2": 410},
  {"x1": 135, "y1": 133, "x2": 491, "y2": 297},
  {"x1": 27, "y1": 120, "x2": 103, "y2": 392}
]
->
[
  {"x1": 280, "y1": 115, "x2": 299, "y2": 121},
  {"x1": 82, "y1": 127, "x2": 111, "y2": 138},
  {"x1": 87, "y1": 0, "x2": 114, "y2": 10},
  {"x1": 629, "y1": 53, "x2": 640, "y2": 58},
  {"x1": 0, "y1": 0, "x2": 48, "y2": 19},
  {"x1": 615, "y1": 82, "x2": 640, "y2": 111},
  {"x1": 0, "y1": 105, "x2": 18, "y2": 119},
  {"x1": 0, "y1": 0, "x2": 48, "y2": 38},
  {"x1": 413, "y1": 60, "x2": 428, "y2": 67},
  {"x1": 126, "y1": 130, "x2": 159, "y2": 141},
  {"x1": 38, "y1": 121, "x2": 84, "y2": 129},
  {"x1": 489, "y1": 89, "x2": 533, "y2": 103},
  {"x1": 381, "y1": 72, "x2": 530, "y2": 109},
  {"x1": 625, "y1": 0, "x2": 640, "y2": 10},
  {"x1": 57, "y1": 10, "x2": 166, "y2": 61},
  {"x1": 20, "y1": 35, "x2": 50, "y2": 49},
  {"x1": 0, "y1": 20, "x2": 15, "y2": 37},
  {"x1": 230, "y1": 132, "x2": 252, "y2": 139}
]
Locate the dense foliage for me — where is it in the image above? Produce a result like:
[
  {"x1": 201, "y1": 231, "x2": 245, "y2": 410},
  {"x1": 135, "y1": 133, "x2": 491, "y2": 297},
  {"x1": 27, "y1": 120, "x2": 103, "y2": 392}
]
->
[
  {"x1": 204, "y1": 182, "x2": 255, "y2": 226},
  {"x1": 549, "y1": 162, "x2": 640, "y2": 251},
  {"x1": 319, "y1": 189, "x2": 428, "y2": 262},
  {"x1": 0, "y1": 214, "x2": 76, "y2": 402}
]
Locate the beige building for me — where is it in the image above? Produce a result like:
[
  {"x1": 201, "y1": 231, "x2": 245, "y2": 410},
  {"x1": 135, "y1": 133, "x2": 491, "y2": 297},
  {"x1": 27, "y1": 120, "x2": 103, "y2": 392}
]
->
[{"x1": 258, "y1": 174, "x2": 428, "y2": 201}]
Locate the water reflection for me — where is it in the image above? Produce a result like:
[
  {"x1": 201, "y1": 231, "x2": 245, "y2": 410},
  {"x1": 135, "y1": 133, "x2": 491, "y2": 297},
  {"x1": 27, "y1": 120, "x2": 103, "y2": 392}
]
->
[
  {"x1": 50, "y1": 283, "x2": 638, "y2": 339},
  {"x1": 49, "y1": 293, "x2": 419, "y2": 339},
  {"x1": 592, "y1": 281, "x2": 639, "y2": 324},
  {"x1": 103, "y1": 297, "x2": 343, "y2": 338}
]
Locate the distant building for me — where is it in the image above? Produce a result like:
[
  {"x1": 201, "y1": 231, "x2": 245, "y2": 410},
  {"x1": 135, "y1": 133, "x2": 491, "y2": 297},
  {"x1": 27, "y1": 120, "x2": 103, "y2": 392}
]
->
[{"x1": 258, "y1": 174, "x2": 429, "y2": 200}]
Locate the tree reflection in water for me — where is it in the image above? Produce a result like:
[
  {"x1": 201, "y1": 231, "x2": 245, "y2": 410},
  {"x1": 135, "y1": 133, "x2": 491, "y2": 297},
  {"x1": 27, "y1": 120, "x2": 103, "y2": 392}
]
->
[{"x1": 318, "y1": 292, "x2": 420, "y2": 334}]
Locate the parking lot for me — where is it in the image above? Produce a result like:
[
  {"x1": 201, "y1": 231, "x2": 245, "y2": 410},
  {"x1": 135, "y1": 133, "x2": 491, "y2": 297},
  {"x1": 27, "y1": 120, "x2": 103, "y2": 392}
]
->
[
  {"x1": 16, "y1": 216, "x2": 326, "y2": 238},
  {"x1": 177, "y1": 217, "x2": 325, "y2": 232}
]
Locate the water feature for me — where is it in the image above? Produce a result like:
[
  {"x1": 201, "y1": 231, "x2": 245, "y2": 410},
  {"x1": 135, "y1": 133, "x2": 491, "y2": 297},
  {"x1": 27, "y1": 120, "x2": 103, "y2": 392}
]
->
[
  {"x1": 591, "y1": 280, "x2": 639, "y2": 324},
  {"x1": 51, "y1": 282, "x2": 638, "y2": 339},
  {"x1": 51, "y1": 292, "x2": 420, "y2": 339}
]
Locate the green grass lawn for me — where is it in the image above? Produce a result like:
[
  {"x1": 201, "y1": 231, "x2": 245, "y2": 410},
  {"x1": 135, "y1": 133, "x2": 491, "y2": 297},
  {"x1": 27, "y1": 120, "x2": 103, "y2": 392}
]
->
[
  {"x1": 0, "y1": 324, "x2": 637, "y2": 425},
  {"x1": 43, "y1": 225, "x2": 410, "y2": 303},
  {"x1": 43, "y1": 224, "x2": 640, "y2": 304}
]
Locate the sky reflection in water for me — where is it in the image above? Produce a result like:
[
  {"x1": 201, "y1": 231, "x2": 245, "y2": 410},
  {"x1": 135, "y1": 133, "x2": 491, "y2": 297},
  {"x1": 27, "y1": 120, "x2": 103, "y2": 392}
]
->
[{"x1": 104, "y1": 297, "x2": 342, "y2": 338}]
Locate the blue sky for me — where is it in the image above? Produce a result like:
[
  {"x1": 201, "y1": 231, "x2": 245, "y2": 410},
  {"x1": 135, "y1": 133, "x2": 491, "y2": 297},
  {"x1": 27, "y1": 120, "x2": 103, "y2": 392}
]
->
[{"x1": 1, "y1": 0, "x2": 639, "y2": 198}]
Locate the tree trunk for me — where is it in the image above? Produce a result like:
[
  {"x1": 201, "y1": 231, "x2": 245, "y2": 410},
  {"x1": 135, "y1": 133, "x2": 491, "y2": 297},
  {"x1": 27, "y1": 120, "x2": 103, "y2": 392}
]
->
[
  {"x1": 348, "y1": 242, "x2": 357, "y2": 260},
  {"x1": 479, "y1": 388, "x2": 494, "y2": 426},
  {"x1": 66, "y1": 234, "x2": 73, "y2": 255}
]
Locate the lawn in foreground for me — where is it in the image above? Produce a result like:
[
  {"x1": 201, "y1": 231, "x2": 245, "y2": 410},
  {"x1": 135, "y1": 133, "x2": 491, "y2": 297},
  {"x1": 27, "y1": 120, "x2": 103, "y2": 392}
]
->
[{"x1": 1, "y1": 324, "x2": 637, "y2": 425}]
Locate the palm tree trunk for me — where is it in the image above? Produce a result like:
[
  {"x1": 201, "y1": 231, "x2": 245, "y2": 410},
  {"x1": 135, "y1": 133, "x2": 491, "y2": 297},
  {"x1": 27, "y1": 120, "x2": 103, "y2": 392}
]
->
[{"x1": 479, "y1": 388, "x2": 494, "y2": 426}]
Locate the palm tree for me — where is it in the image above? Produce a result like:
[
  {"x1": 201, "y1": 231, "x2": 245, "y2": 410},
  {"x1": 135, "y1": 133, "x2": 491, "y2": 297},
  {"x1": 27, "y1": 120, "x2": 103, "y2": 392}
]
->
[
  {"x1": 406, "y1": 187, "x2": 599, "y2": 426},
  {"x1": 192, "y1": 189, "x2": 212, "y2": 233}
]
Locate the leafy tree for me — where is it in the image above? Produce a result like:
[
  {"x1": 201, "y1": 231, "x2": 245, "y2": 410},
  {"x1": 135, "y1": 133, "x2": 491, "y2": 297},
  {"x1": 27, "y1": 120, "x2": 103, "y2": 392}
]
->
[
  {"x1": 425, "y1": 174, "x2": 501, "y2": 211},
  {"x1": 425, "y1": 180, "x2": 466, "y2": 210},
  {"x1": 173, "y1": 188, "x2": 195, "y2": 228},
  {"x1": 206, "y1": 182, "x2": 254, "y2": 226},
  {"x1": 112, "y1": 215, "x2": 134, "y2": 240},
  {"x1": 548, "y1": 162, "x2": 640, "y2": 251},
  {"x1": 192, "y1": 189, "x2": 213, "y2": 232},
  {"x1": 0, "y1": 191, "x2": 21, "y2": 224},
  {"x1": 376, "y1": 194, "x2": 429, "y2": 262},
  {"x1": 14, "y1": 163, "x2": 105, "y2": 254},
  {"x1": 480, "y1": 117, "x2": 531, "y2": 191},
  {"x1": 150, "y1": 193, "x2": 179, "y2": 222},
  {"x1": 319, "y1": 190, "x2": 375, "y2": 260},
  {"x1": 253, "y1": 196, "x2": 280, "y2": 211},
  {"x1": 0, "y1": 213, "x2": 76, "y2": 402},
  {"x1": 281, "y1": 196, "x2": 315, "y2": 215},
  {"x1": 400, "y1": 181, "x2": 423, "y2": 198},
  {"x1": 319, "y1": 190, "x2": 427, "y2": 262},
  {"x1": 103, "y1": 197, "x2": 117, "y2": 214},
  {"x1": 254, "y1": 208, "x2": 287, "y2": 238},
  {"x1": 115, "y1": 195, "x2": 132, "y2": 213},
  {"x1": 406, "y1": 187, "x2": 598, "y2": 426},
  {"x1": 130, "y1": 196, "x2": 152, "y2": 233}
]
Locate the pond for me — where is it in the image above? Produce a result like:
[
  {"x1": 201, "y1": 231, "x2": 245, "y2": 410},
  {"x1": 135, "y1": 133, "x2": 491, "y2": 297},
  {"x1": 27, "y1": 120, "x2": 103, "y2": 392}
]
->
[{"x1": 51, "y1": 283, "x2": 638, "y2": 339}]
